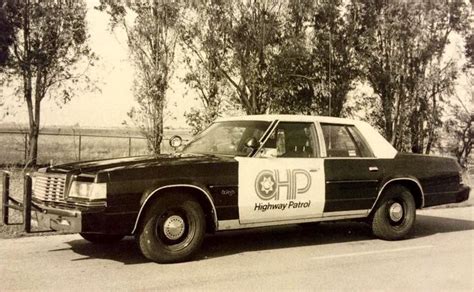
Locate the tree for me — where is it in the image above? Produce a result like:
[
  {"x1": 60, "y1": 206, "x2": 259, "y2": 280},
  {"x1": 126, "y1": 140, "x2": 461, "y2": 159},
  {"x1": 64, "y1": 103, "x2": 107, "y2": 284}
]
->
[
  {"x1": 267, "y1": 0, "x2": 315, "y2": 114},
  {"x1": 308, "y1": 0, "x2": 359, "y2": 117},
  {"x1": 180, "y1": 0, "x2": 231, "y2": 134},
  {"x1": 225, "y1": 1, "x2": 283, "y2": 114},
  {"x1": 0, "y1": 0, "x2": 95, "y2": 165},
  {"x1": 266, "y1": 0, "x2": 360, "y2": 117},
  {"x1": 350, "y1": 0, "x2": 470, "y2": 151},
  {"x1": 444, "y1": 109, "x2": 473, "y2": 168},
  {"x1": 181, "y1": 0, "x2": 284, "y2": 116},
  {"x1": 98, "y1": 0, "x2": 180, "y2": 154}
]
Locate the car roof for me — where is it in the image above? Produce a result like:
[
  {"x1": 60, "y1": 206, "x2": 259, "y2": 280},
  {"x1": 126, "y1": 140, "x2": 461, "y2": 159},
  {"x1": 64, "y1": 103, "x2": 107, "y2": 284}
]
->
[{"x1": 217, "y1": 114, "x2": 357, "y2": 124}]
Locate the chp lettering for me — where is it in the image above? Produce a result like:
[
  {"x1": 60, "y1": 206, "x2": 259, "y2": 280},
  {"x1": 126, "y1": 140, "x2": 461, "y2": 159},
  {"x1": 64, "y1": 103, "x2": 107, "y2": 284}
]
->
[{"x1": 255, "y1": 169, "x2": 312, "y2": 201}]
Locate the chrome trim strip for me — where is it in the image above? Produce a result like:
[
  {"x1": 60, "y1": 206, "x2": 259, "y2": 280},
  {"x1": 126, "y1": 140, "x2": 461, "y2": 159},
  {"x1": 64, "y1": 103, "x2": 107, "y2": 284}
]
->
[
  {"x1": 323, "y1": 157, "x2": 380, "y2": 160},
  {"x1": 369, "y1": 178, "x2": 425, "y2": 213},
  {"x1": 217, "y1": 212, "x2": 368, "y2": 231},
  {"x1": 131, "y1": 184, "x2": 218, "y2": 234},
  {"x1": 323, "y1": 209, "x2": 369, "y2": 217},
  {"x1": 326, "y1": 179, "x2": 379, "y2": 184}
]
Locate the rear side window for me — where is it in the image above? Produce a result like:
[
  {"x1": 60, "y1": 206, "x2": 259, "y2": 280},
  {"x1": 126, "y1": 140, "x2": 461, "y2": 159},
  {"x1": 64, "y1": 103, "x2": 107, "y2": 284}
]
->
[{"x1": 321, "y1": 124, "x2": 373, "y2": 158}]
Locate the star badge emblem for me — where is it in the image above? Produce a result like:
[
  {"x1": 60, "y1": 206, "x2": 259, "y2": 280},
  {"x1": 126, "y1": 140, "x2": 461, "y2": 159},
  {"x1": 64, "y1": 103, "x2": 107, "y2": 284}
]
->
[{"x1": 260, "y1": 176, "x2": 275, "y2": 194}]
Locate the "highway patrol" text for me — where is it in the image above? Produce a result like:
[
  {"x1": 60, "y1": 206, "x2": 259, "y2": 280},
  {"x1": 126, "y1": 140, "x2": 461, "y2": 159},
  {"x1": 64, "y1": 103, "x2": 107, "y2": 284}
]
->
[{"x1": 254, "y1": 200, "x2": 312, "y2": 212}]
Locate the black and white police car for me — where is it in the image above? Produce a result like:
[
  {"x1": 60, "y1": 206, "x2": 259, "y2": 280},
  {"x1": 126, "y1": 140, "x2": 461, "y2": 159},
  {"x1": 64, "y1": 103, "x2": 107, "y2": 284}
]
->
[{"x1": 28, "y1": 115, "x2": 470, "y2": 263}]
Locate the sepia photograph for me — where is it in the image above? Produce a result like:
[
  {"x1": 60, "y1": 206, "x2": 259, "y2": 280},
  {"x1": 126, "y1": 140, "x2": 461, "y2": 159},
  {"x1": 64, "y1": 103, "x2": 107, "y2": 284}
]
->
[{"x1": 1, "y1": 0, "x2": 473, "y2": 290}]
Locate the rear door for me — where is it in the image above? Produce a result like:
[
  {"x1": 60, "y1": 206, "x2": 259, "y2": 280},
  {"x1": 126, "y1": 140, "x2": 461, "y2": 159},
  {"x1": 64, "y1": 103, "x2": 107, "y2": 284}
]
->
[
  {"x1": 237, "y1": 121, "x2": 325, "y2": 224},
  {"x1": 320, "y1": 123, "x2": 383, "y2": 215}
]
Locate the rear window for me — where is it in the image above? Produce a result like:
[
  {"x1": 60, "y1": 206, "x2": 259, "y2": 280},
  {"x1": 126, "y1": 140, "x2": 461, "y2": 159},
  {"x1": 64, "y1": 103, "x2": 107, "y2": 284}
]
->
[{"x1": 321, "y1": 124, "x2": 373, "y2": 158}]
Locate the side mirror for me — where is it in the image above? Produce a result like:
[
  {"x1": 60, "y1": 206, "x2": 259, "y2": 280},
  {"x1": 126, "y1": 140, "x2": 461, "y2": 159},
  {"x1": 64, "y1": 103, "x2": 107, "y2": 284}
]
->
[
  {"x1": 169, "y1": 135, "x2": 183, "y2": 151},
  {"x1": 245, "y1": 137, "x2": 260, "y2": 149}
]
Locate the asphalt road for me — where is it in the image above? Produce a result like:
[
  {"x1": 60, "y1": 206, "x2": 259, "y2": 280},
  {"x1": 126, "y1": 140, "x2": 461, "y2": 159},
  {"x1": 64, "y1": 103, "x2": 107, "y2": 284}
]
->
[{"x1": 1, "y1": 206, "x2": 473, "y2": 291}]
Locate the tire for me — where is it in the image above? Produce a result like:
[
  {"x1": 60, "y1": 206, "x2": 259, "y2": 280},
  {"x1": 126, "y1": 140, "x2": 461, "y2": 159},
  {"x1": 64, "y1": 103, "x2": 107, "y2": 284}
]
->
[
  {"x1": 137, "y1": 192, "x2": 205, "y2": 263},
  {"x1": 371, "y1": 185, "x2": 416, "y2": 240},
  {"x1": 80, "y1": 233, "x2": 125, "y2": 244}
]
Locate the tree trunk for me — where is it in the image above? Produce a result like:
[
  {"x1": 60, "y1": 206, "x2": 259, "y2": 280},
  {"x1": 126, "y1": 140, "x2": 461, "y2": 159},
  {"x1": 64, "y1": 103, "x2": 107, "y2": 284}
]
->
[
  {"x1": 381, "y1": 96, "x2": 394, "y2": 142},
  {"x1": 151, "y1": 98, "x2": 164, "y2": 155},
  {"x1": 425, "y1": 91, "x2": 437, "y2": 154},
  {"x1": 28, "y1": 126, "x2": 39, "y2": 166},
  {"x1": 22, "y1": 0, "x2": 40, "y2": 166},
  {"x1": 155, "y1": 107, "x2": 163, "y2": 155}
]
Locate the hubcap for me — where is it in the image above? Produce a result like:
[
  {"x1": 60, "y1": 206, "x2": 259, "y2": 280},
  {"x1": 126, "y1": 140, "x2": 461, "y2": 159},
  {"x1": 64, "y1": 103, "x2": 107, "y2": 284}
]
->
[
  {"x1": 389, "y1": 202, "x2": 404, "y2": 222},
  {"x1": 163, "y1": 215, "x2": 185, "y2": 240}
]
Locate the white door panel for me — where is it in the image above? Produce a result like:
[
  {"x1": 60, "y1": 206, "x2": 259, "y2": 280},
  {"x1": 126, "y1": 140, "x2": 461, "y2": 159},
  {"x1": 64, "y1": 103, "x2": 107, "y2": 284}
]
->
[{"x1": 237, "y1": 157, "x2": 325, "y2": 224}]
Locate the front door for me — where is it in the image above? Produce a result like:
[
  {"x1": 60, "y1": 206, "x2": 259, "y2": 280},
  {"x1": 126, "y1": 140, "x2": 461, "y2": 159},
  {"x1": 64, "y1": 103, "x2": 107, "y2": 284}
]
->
[{"x1": 237, "y1": 122, "x2": 325, "y2": 224}]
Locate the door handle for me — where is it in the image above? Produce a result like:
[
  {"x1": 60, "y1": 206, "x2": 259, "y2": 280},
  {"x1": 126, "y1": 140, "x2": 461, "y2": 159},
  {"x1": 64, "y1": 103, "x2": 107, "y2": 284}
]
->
[{"x1": 369, "y1": 166, "x2": 379, "y2": 172}]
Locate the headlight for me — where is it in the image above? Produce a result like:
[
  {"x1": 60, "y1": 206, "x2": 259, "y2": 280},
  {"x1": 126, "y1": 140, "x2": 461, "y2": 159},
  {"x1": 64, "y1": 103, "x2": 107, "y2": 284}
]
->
[{"x1": 68, "y1": 181, "x2": 107, "y2": 200}]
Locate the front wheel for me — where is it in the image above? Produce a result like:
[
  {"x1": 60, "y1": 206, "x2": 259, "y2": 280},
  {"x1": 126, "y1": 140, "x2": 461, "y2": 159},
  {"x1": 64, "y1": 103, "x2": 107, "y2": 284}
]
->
[
  {"x1": 371, "y1": 185, "x2": 416, "y2": 240},
  {"x1": 137, "y1": 193, "x2": 205, "y2": 263}
]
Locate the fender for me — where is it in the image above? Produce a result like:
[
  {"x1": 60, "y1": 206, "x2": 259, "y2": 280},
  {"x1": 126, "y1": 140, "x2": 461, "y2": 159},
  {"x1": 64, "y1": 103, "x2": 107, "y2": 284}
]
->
[
  {"x1": 131, "y1": 184, "x2": 218, "y2": 234},
  {"x1": 369, "y1": 177, "x2": 425, "y2": 214}
]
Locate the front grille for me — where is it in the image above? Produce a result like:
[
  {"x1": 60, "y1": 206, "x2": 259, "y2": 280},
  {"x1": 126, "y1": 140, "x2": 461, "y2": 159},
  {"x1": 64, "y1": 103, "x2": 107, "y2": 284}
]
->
[{"x1": 33, "y1": 173, "x2": 68, "y2": 203}]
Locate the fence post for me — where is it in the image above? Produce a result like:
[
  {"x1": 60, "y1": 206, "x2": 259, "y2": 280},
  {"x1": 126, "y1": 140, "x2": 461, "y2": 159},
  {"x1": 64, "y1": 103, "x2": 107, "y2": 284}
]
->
[
  {"x1": 78, "y1": 135, "x2": 82, "y2": 161},
  {"x1": 2, "y1": 172, "x2": 9, "y2": 225},
  {"x1": 128, "y1": 137, "x2": 132, "y2": 156},
  {"x1": 23, "y1": 174, "x2": 32, "y2": 233}
]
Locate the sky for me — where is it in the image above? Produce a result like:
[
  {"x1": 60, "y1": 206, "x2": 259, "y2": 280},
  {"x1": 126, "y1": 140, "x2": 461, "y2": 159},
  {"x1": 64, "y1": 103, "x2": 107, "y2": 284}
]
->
[{"x1": 1, "y1": 0, "x2": 199, "y2": 128}]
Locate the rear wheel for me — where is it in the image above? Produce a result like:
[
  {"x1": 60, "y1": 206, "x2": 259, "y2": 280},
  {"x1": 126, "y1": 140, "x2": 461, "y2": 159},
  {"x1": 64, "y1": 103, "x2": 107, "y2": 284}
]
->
[
  {"x1": 137, "y1": 193, "x2": 205, "y2": 263},
  {"x1": 80, "y1": 233, "x2": 125, "y2": 244},
  {"x1": 371, "y1": 185, "x2": 416, "y2": 240}
]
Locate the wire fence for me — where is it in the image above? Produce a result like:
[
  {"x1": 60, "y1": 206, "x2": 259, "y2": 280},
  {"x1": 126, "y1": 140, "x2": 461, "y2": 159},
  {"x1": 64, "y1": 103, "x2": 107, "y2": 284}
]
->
[{"x1": 0, "y1": 130, "x2": 186, "y2": 166}]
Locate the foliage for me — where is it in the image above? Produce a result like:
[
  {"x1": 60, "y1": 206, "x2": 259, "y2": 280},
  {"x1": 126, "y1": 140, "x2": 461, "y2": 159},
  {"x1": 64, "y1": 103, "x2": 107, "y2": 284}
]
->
[
  {"x1": 465, "y1": 33, "x2": 474, "y2": 69},
  {"x1": 181, "y1": 0, "x2": 284, "y2": 116},
  {"x1": 0, "y1": 0, "x2": 95, "y2": 165},
  {"x1": 349, "y1": 0, "x2": 471, "y2": 153},
  {"x1": 180, "y1": 0, "x2": 360, "y2": 121},
  {"x1": 295, "y1": 0, "x2": 358, "y2": 117},
  {"x1": 180, "y1": 0, "x2": 230, "y2": 133},
  {"x1": 97, "y1": 0, "x2": 181, "y2": 154},
  {"x1": 444, "y1": 109, "x2": 473, "y2": 168}
]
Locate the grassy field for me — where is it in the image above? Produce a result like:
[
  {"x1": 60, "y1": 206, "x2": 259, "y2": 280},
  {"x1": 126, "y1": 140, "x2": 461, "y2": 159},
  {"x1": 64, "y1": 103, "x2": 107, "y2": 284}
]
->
[{"x1": 0, "y1": 126, "x2": 192, "y2": 165}]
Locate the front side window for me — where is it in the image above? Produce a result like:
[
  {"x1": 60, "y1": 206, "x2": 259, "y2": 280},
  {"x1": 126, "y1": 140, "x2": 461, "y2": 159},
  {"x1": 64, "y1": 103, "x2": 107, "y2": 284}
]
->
[
  {"x1": 321, "y1": 124, "x2": 373, "y2": 157},
  {"x1": 182, "y1": 121, "x2": 271, "y2": 156},
  {"x1": 258, "y1": 122, "x2": 318, "y2": 158}
]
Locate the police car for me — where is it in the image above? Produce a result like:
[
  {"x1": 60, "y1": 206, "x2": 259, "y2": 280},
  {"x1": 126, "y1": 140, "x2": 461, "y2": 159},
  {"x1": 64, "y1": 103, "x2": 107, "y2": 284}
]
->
[{"x1": 29, "y1": 115, "x2": 470, "y2": 263}]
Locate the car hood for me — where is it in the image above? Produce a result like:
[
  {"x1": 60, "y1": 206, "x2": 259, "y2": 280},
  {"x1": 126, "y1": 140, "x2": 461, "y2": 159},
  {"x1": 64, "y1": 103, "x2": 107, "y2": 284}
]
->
[{"x1": 46, "y1": 154, "x2": 235, "y2": 175}]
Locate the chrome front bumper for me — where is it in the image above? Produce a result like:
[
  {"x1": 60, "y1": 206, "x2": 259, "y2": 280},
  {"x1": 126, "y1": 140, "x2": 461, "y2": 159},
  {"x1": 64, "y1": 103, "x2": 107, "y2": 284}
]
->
[{"x1": 32, "y1": 204, "x2": 82, "y2": 233}]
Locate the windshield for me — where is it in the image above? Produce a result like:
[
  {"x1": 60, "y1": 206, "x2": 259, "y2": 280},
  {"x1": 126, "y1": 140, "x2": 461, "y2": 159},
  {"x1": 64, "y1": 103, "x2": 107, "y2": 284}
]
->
[{"x1": 182, "y1": 120, "x2": 271, "y2": 156}]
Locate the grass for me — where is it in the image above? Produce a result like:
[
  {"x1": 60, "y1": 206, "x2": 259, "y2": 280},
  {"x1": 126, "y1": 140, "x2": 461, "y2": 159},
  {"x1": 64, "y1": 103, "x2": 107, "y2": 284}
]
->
[{"x1": 0, "y1": 126, "x2": 192, "y2": 165}]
